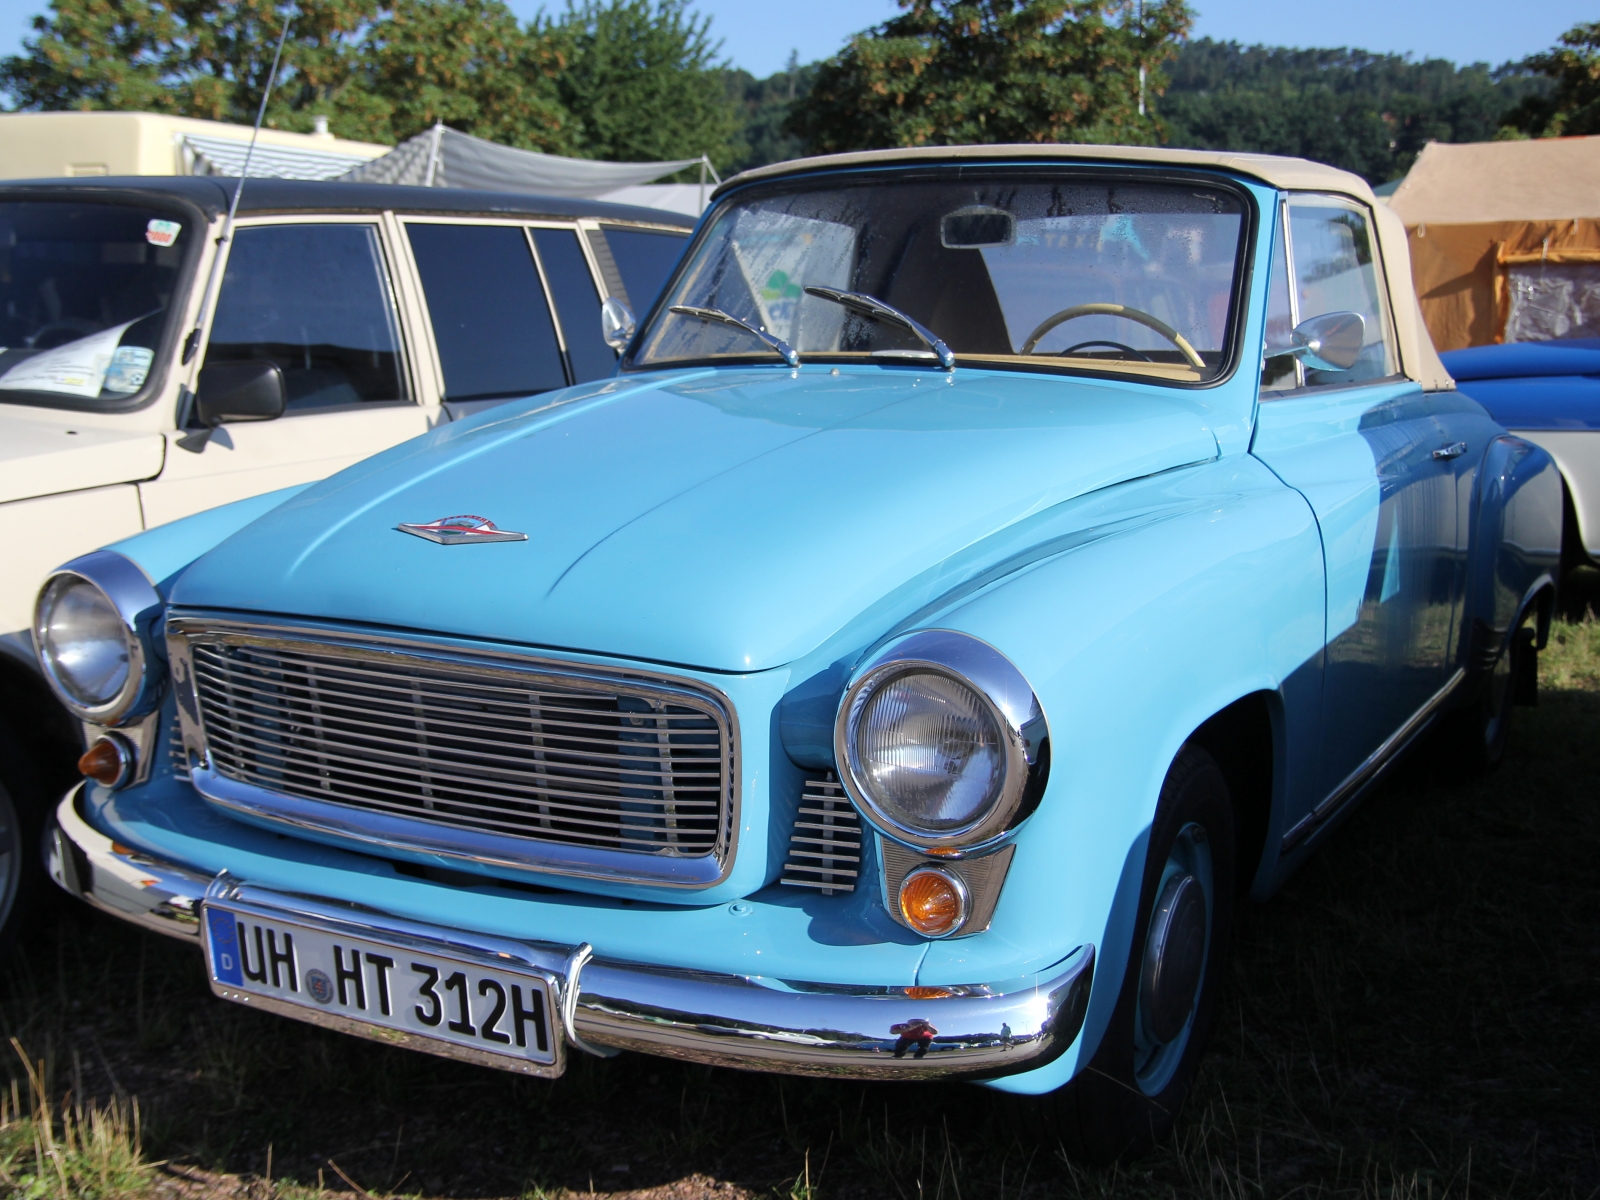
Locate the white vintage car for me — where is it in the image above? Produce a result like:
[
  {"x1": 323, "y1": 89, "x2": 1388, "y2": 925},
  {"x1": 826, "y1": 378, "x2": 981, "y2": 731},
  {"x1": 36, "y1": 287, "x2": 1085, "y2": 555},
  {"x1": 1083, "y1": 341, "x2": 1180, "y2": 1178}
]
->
[{"x1": 0, "y1": 176, "x2": 690, "y2": 944}]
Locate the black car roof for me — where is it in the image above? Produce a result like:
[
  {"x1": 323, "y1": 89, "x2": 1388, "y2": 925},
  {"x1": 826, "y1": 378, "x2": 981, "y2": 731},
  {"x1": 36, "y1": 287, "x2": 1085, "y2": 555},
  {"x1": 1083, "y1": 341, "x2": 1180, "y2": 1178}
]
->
[{"x1": 0, "y1": 175, "x2": 696, "y2": 228}]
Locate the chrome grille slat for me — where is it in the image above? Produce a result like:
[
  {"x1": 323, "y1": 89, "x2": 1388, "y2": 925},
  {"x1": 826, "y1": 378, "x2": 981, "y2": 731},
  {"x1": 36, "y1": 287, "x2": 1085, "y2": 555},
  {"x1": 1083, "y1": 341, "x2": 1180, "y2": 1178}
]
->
[
  {"x1": 780, "y1": 776, "x2": 861, "y2": 894},
  {"x1": 192, "y1": 647, "x2": 708, "y2": 723},
  {"x1": 191, "y1": 664, "x2": 716, "y2": 745},
  {"x1": 193, "y1": 689, "x2": 722, "y2": 780},
  {"x1": 208, "y1": 761, "x2": 702, "y2": 844},
  {"x1": 179, "y1": 628, "x2": 734, "y2": 866},
  {"x1": 205, "y1": 734, "x2": 722, "y2": 813}
]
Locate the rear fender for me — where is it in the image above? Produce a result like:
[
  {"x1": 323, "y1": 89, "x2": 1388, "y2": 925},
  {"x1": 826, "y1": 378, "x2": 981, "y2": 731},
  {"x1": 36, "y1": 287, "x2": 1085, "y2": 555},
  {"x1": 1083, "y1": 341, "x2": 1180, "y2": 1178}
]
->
[{"x1": 1464, "y1": 436, "x2": 1561, "y2": 670}]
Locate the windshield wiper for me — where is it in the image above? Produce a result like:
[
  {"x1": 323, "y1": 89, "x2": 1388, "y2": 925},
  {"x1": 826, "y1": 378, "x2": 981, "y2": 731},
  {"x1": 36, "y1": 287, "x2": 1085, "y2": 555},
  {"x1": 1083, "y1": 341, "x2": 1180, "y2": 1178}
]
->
[
  {"x1": 668, "y1": 305, "x2": 799, "y2": 367},
  {"x1": 801, "y1": 286, "x2": 955, "y2": 370}
]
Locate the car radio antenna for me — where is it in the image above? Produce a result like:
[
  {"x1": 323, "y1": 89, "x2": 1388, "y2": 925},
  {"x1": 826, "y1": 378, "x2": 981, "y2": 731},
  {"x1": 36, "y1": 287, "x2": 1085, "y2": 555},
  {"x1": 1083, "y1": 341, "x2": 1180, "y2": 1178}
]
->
[{"x1": 181, "y1": 10, "x2": 295, "y2": 367}]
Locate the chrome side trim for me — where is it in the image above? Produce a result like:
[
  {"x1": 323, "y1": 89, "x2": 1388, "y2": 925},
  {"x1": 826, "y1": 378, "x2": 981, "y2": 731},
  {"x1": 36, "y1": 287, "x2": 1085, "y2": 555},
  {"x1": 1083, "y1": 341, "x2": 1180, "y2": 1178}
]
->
[
  {"x1": 44, "y1": 784, "x2": 208, "y2": 940},
  {"x1": 1281, "y1": 667, "x2": 1465, "y2": 851},
  {"x1": 47, "y1": 800, "x2": 1095, "y2": 1081},
  {"x1": 165, "y1": 614, "x2": 740, "y2": 890}
]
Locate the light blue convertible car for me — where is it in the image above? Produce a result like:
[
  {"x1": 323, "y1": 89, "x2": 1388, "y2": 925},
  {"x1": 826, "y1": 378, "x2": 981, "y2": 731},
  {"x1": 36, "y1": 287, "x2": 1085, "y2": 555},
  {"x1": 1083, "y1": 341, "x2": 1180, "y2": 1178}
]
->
[{"x1": 35, "y1": 146, "x2": 1561, "y2": 1160}]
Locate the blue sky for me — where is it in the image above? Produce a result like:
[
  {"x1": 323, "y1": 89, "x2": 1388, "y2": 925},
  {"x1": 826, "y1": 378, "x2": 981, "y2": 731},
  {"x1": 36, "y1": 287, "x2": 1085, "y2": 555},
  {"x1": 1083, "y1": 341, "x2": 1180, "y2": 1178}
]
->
[{"x1": 0, "y1": 0, "x2": 1591, "y2": 80}]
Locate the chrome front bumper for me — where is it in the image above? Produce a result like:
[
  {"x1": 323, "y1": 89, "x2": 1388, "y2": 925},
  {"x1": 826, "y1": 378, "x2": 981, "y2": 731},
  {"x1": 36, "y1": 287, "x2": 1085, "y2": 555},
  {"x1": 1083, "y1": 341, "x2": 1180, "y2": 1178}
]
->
[{"x1": 45, "y1": 787, "x2": 1093, "y2": 1082}]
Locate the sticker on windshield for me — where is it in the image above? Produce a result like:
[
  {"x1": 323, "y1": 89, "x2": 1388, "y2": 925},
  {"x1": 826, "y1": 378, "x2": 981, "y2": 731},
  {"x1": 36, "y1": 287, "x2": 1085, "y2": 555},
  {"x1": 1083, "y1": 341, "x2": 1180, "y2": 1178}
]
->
[
  {"x1": 103, "y1": 345, "x2": 154, "y2": 393},
  {"x1": 0, "y1": 318, "x2": 138, "y2": 398},
  {"x1": 146, "y1": 219, "x2": 181, "y2": 247}
]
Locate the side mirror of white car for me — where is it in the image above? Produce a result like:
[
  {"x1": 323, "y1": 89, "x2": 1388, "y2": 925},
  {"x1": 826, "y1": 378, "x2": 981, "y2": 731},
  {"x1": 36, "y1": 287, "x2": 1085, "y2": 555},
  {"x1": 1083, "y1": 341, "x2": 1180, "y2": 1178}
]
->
[{"x1": 196, "y1": 361, "x2": 287, "y2": 426}]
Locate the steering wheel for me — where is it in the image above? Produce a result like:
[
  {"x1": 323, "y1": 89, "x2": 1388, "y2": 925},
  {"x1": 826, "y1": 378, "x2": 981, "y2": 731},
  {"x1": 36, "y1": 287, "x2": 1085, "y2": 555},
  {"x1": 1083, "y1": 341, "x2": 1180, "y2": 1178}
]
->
[
  {"x1": 1059, "y1": 339, "x2": 1153, "y2": 363},
  {"x1": 27, "y1": 318, "x2": 100, "y2": 350},
  {"x1": 1021, "y1": 303, "x2": 1205, "y2": 370}
]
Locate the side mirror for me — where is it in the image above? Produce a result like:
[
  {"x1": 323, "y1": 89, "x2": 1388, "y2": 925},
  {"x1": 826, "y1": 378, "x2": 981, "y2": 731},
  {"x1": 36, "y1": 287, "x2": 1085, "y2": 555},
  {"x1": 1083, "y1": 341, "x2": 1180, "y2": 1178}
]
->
[
  {"x1": 600, "y1": 296, "x2": 637, "y2": 352},
  {"x1": 1285, "y1": 311, "x2": 1366, "y2": 373},
  {"x1": 195, "y1": 361, "x2": 286, "y2": 426}
]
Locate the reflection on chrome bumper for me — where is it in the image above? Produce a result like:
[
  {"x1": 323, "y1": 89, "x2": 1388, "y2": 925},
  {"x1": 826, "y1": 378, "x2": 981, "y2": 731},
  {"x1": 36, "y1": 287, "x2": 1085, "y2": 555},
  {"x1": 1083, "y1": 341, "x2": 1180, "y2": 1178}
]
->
[
  {"x1": 46, "y1": 785, "x2": 210, "y2": 940},
  {"x1": 46, "y1": 787, "x2": 1094, "y2": 1081}
]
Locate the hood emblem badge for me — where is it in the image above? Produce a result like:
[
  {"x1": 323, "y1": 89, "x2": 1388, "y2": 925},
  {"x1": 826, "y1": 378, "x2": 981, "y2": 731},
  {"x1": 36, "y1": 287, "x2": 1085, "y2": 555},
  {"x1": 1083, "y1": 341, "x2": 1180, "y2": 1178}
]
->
[{"x1": 397, "y1": 514, "x2": 527, "y2": 545}]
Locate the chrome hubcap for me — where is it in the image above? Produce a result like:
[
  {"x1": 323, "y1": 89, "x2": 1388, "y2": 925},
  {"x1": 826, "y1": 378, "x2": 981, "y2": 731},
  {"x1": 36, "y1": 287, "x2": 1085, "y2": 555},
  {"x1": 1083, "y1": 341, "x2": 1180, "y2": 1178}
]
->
[
  {"x1": 1140, "y1": 873, "x2": 1206, "y2": 1045},
  {"x1": 1133, "y1": 822, "x2": 1212, "y2": 1095}
]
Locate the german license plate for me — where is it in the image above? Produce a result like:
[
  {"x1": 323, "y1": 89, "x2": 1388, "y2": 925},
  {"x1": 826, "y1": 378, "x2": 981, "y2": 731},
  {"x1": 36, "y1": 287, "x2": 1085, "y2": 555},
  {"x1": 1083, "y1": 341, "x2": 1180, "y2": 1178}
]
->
[{"x1": 202, "y1": 904, "x2": 561, "y2": 1075}]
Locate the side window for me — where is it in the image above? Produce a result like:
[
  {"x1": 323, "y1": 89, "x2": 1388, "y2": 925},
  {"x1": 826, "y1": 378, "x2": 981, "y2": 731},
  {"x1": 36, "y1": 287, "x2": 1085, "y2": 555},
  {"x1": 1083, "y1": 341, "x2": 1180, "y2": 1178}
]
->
[
  {"x1": 531, "y1": 227, "x2": 615, "y2": 384},
  {"x1": 206, "y1": 224, "x2": 407, "y2": 411},
  {"x1": 1286, "y1": 196, "x2": 1397, "y2": 387},
  {"x1": 407, "y1": 223, "x2": 566, "y2": 403},
  {"x1": 1260, "y1": 205, "x2": 1299, "y2": 394},
  {"x1": 601, "y1": 226, "x2": 688, "y2": 315}
]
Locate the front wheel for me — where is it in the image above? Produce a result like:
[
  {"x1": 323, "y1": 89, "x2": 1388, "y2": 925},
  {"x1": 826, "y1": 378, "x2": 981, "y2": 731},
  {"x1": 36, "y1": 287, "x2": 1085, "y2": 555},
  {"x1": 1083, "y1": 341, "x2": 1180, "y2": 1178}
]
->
[{"x1": 1019, "y1": 744, "x2": 1236, "y2": 1162}]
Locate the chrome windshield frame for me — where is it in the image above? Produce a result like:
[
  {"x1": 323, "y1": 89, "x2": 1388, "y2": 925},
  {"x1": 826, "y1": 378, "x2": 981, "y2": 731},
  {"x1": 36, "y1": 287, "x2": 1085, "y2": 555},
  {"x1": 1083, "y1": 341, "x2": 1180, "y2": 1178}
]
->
[{"x1": 620, "y1": 163, "x2": 1261, "y2": 392}]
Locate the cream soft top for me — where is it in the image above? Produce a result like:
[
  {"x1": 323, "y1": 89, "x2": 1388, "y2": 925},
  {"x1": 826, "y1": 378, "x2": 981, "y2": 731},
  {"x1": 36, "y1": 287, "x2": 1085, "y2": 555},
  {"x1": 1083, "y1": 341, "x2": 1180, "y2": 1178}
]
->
[{"x1": 714, "y1": 144, "x2": 1452, "y2": 392}]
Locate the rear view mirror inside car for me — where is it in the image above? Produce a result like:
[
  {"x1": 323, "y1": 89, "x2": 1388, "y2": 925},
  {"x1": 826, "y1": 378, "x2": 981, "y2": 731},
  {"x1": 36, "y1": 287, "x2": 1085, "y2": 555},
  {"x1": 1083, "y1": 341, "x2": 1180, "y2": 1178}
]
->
[{"x1": 941, "y1": 206, "x2": 1016, "y2": 249}]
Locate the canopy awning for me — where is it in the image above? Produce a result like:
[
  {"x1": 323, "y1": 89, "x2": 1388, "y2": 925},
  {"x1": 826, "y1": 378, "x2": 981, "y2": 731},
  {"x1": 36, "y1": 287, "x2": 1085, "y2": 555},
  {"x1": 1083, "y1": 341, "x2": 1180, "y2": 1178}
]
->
[
  {"x1": 336, "y1": 125, "x2": 713, "y2": 199},
  {"x1": 180, "y1": 133, "x2": 375, "y2": 181}
]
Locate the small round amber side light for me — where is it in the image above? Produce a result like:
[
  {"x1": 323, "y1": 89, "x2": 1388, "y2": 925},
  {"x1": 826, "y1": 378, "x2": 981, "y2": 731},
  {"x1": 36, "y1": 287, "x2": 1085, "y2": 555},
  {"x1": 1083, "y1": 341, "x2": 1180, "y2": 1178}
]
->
[
  {"x1": 898, "y1": 868, "x2": 967, "y2": 937},
  {"x1": 79, "y1": 735, "x2": 132, "y2": 788}
]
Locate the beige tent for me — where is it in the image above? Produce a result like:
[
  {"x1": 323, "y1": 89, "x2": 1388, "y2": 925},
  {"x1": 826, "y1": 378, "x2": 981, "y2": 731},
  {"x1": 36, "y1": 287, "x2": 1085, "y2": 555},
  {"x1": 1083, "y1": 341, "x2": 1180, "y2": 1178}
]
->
[{"x1": 1388, "y1": 137, "x2": 1600, "y2": 349}]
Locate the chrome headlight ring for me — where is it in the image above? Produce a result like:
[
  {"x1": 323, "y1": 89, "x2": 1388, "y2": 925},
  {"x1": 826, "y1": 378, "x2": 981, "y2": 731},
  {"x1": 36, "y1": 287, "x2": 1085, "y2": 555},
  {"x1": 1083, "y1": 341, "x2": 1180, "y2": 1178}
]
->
[
  {"x1": 33, "y1": 551, "x2": 165, "y2": 726},
  {"x1": 834, "y1": 630, "x2": 1050, "y2": 852}
]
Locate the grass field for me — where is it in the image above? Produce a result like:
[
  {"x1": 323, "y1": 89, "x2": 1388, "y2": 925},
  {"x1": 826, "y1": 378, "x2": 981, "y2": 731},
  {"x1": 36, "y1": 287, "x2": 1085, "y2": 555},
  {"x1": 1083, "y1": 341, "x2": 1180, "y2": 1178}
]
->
[{"x1": 3, "y1": 601, "x2": 1598, "y2": 1199}]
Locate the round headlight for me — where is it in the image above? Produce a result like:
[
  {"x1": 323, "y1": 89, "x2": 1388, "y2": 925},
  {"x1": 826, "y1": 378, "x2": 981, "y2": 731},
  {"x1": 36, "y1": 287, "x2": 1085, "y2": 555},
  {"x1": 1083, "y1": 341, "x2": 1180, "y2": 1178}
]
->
[
  {"x1": 36, "y1": 575, "x2": 133, "y2": 710},
  {"x1": 33, "y1": 552, "x2": 163, "y2": 725},
  {"x1": 855, "y1": 670, "x2": 1005, "y2": 833},
  {"x1": 836, "y1": 630, "x2": 1048, "y2": 850}
]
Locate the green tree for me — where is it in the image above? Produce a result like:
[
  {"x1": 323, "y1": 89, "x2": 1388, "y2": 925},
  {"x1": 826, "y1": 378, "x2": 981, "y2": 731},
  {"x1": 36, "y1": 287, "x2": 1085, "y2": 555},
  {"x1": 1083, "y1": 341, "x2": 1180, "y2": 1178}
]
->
[
  {"x1": 1503, "y1": 20, "x2": 1600, "y2": 137},
  {"x1": 549, "y1": 0, "x2": 739, "y2": 168},
  {"x1": 722, "y1": 50, "x2": 818, "y2": 172},
  {"x1": 0, "y1": 0, "x2": 573, "y2": 149},
  {"x1": 363, "y1": 0, "x2": 573, "y2": 149},
  {"x1": 1159, "y1": 39, "x2": 1550, "y2": 184},
  {"x1": 786, "y1": 0, "x2": 1192, "y2": 154}
]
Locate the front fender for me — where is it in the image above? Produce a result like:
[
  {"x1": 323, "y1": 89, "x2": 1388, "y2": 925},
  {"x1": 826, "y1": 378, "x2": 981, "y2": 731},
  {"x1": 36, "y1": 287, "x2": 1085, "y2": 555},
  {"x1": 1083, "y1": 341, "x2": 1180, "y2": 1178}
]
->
[
  {"x1": 102, "y1": 483, "x2": 313, "y2": 598},
  {"x1": 876, "y1": 455, "x2": 1324, "y2": 1093},
  {"x1": 1465, "y1": 436, "x2": 1561, "y2": 666}
]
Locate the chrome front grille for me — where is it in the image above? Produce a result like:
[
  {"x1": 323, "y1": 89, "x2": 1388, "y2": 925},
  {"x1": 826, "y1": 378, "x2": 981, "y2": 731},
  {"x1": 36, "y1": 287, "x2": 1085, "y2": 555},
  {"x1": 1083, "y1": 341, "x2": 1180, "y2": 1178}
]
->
[
  {"x1": 780, "y1": 775, "x2": 861, "y2": 894},
  {"x1": 169, "y1": 621, "x2": 737, "y2": 884}
]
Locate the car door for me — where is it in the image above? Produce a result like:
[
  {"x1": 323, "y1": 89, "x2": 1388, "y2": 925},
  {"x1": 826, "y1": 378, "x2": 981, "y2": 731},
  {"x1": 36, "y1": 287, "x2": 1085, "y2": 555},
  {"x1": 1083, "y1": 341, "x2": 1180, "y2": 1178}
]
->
[
  {"x1": 141, "y1": 216, "x2": 435, "y2": 528},
  {"x1": 404, "y1": 219, "x2": 611, "y2": 422},
  {"x1": 1251, "y1": 194, "x2": 1461, "y2": 842}
]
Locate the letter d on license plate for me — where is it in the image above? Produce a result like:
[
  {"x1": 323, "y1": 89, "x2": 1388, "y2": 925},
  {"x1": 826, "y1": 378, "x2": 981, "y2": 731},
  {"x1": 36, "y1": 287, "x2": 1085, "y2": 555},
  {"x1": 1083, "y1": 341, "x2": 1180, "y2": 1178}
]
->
[{"x1": 202, "y1": 893, "x2": 564, "y2": 1077}]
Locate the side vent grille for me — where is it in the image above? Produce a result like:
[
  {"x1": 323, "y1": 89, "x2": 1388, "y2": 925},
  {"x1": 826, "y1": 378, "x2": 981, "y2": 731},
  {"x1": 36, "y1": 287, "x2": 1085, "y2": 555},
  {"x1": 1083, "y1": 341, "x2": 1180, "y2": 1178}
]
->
[
  {"x1": 168, "y1": 723, "x2": 190, "y2": 782},
  {"x1": 780, "y1": 774, "x2": 861, "y2": 894}
]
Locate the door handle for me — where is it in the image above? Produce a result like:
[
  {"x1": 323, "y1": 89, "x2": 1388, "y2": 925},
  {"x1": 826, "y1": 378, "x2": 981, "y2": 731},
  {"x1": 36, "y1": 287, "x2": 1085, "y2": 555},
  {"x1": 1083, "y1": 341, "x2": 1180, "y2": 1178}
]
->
[{"x1": 1432, "y1": 441, "x2": 1468, "y2": 460}]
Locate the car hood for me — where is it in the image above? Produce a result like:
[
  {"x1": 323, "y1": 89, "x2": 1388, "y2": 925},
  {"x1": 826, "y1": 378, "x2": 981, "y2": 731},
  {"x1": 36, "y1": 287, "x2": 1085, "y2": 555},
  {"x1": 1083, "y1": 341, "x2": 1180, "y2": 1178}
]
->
[
  {"x1": 0, "y1": 407, "x2": 165, "y2": 505},
  {"x1": 172, "y1": 365, "x2": 1219, "y2": 672}
]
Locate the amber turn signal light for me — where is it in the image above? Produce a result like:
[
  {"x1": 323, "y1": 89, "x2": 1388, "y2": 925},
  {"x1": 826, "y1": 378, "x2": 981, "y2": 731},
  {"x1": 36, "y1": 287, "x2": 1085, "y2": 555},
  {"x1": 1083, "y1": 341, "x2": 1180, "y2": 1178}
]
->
[
  {"x1": 79, "y1": 735, "x2": 133, "y2": 788},
  {"x1": 898, "y1": 867, "x2": 968, "y2": 938}
]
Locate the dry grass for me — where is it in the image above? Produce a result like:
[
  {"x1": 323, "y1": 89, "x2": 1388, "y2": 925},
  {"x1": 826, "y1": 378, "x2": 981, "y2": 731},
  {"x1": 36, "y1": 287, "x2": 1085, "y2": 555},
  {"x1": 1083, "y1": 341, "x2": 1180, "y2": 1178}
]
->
[
  {"x1": 3, "y1": 609, "x2": 1599, "y2": 1199},
  {"x1": 0, "y1": 1039, "x2": 149, "y2": 1199}
]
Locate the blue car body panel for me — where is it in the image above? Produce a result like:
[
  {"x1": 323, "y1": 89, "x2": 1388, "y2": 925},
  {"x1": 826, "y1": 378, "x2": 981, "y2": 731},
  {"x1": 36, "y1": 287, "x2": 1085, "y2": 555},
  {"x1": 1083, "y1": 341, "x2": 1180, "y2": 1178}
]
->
[{"x1": 68, "y1": 169, "x2": 1563, "y2": 1096}]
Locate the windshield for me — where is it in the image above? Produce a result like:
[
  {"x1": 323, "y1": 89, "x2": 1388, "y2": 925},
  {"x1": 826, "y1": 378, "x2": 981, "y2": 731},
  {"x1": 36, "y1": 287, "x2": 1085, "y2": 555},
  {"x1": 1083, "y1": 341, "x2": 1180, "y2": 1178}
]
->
[
  {"x1": 631, "y1": 174, "x2": 1248, "y2": 383},
  {"x1": 0, "y1": 200, "x2": 192, "y2": 409}
]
